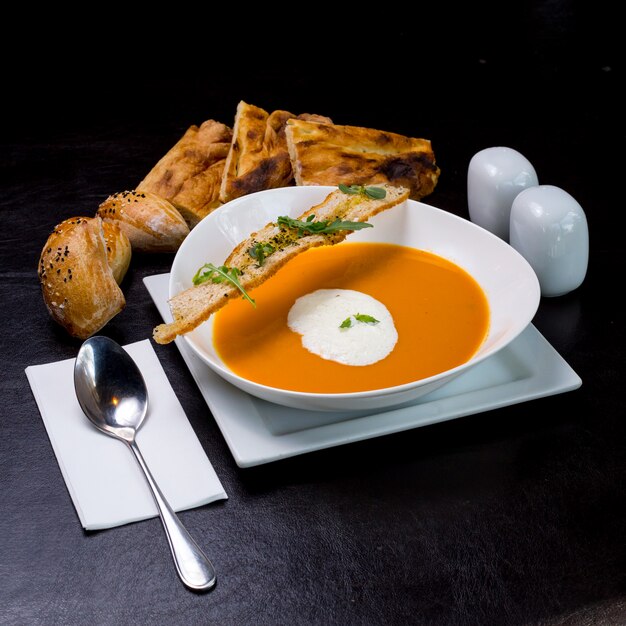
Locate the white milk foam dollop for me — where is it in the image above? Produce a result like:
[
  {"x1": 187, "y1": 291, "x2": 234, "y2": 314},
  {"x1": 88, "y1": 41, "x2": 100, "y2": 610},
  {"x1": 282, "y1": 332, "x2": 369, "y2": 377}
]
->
[{"x1": 287, "y1": 289, "x2": 398, "y2": 366}]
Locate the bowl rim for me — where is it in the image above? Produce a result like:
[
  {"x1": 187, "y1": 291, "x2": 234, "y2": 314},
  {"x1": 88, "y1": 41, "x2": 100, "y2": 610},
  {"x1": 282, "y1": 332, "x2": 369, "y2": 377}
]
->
[{"x1": 170, "y1": 186, "x2": 541, "y2": 401}]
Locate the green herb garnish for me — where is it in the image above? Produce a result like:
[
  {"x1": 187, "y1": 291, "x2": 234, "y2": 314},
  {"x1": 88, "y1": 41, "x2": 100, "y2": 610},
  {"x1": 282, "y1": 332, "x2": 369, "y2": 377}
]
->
[
  {"x1": 276, "y1": 214, "x2": 373, "y2": 237},
  {"x1": 248, "y1": 242, "x2": 275, "y2": 266},
  {"x1": 340, "y1": 313, "x2": 380, "y2": 329},
  {"x1": 338, "y1": 184, "x2": 387, "y2": 200},
  {"x1": 192, "y1": 263, "x2": 255, "y2": 307}
]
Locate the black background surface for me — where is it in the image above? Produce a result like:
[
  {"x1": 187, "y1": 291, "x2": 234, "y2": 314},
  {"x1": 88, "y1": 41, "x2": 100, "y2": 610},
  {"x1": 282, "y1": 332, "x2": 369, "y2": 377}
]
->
[{"x1": 1, "y1": 3, "x2": 624, "y2": 624}]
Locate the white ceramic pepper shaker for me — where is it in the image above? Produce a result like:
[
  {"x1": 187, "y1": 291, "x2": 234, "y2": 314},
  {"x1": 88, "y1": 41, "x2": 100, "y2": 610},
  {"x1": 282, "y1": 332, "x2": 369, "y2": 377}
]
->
[
  {"x1": 510, "y1": 185, "x2": 589, "y2": 297},
  {"x1": 468, "y1": 147, "x2": 538, "y2": 241}
]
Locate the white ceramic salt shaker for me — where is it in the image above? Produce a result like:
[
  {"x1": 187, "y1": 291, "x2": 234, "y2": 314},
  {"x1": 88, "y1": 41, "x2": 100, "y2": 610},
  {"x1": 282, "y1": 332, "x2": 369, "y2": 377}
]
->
[
  {"x1": 510, "y1": 185, "x2": 589, "y2": 297},
  {"x1": 468, "y1": 147, "x2": 538, "y2": 241}
]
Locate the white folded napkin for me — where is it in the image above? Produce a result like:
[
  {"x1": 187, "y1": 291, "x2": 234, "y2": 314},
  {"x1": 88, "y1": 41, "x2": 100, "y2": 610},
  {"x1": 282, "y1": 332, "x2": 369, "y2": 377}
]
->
[{"x1": 26, "y1": 339, "x2": 227, "y2": 530}]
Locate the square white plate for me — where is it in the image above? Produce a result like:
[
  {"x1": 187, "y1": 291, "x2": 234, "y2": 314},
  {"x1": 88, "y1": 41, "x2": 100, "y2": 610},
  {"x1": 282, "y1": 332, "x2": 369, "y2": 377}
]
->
[{"x1": 145, "y1": 274, "x2": 581, "y2": 467}]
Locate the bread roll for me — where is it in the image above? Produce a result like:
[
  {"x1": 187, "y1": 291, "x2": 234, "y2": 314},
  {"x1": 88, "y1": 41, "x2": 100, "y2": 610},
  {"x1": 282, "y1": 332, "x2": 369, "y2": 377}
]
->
[
  {"x1": 38, "y1": 217, "x2": 126, "y2": 339},
  {"x1": 97, "y1": 190, "x2": 189, "y2": 252},
  {"x1": 101, "y1": 221, "x2": 132, "y2": 284}
]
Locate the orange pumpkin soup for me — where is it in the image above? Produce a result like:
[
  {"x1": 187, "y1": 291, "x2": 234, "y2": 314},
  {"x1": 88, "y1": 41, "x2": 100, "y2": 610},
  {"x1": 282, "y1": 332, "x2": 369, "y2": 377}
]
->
[{"x1": 213, "y1": 242, "x2": 489, "y2": 393}]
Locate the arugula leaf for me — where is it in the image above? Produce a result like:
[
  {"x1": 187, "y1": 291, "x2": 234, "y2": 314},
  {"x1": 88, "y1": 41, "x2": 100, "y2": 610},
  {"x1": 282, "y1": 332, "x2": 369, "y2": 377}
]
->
[
  {"x1": 277, "y1": 214, "x2": 373, "y2": 237},
  {"x1": 363, "y1": 186, "x2": 387, "y2": 200},
  {"x1": 192, "y1": 263, "x2": 256, "y2": 307},
  {"x1": 323, "y1": 219, "x2": 374, "y2": 234},
  {"x1": 338, "y1": 183, "x2": 362, "y2": 195},
  {"x1": 338, "y1": 184, "x2": 387, "y2": 199},
  {"x1": 248, "y1": 242, "x2": 275, "y2": 266},
  {"x1": 355, "y1": 313, "x2": 380, "y2": 324},
  {"x1": 339, "y1": 317, "x2": 354, "y2": 329},
  {"x1": 339, "y1": 313, "x2": 380, "y2": 328}
]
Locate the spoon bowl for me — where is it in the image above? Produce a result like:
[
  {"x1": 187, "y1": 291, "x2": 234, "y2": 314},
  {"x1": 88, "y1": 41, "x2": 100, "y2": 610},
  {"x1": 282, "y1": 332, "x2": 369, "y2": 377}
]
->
[
  {"x1": 74, "y1": 336, "x2": 217, "y2": 591},
  {"x1": 74, "y1": 336, "x2": 148, "y2": 441}
]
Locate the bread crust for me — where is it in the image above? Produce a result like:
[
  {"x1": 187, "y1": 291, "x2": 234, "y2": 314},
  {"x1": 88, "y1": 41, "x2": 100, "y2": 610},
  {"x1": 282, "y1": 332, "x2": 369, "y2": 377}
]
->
[
  {"x1": 97, "y1": 190, "x2": 189, "y2": 252},
  {"x1": 38, "y1": 217, "x2": 126, "y2": 339},
  {"x1": 285, "y1": 119, "x2": 440, "y2": 201},
  {"x1": 101, "y1": 221, "x2": 132, "y2": 284},
  {"x1": 153, "y1": 184, "x2": 410, "y2": 344},
  {"x1": 137, "y1": 120, "x2": 232, "y2": 227}
]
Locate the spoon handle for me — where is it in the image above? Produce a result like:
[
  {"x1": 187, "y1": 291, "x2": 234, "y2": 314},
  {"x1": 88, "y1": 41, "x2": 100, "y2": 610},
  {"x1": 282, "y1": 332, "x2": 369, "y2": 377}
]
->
[{"x1": 128, "y1": 440, "x2": 217, "y2": 591}]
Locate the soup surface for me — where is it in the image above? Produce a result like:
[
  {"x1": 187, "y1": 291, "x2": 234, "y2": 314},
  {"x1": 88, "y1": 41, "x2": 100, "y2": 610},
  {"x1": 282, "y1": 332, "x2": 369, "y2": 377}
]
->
[{"x1": 213, "y1": 242, "x2": 489, "y2": 393}]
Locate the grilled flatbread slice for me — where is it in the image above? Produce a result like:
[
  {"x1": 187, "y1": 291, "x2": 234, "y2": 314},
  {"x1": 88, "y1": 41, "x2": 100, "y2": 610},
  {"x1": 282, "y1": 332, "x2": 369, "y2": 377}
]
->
[
  {"x1": 262, "y1": 109, "x2": 332, "y2": 177},
  {"x1": 153, "y1": 184, "x2": 409, "y2": 344},
  {"x1": 219, "y1": 101, "x2": 269, "y2": 203},
  {"x1": 285, "y1": 119, "x2": 440, "y2": 201},
  {"x1": 138, "y1": 120, "x2": 232, "y2": 227},
  {"x1": 219, "y1": 102, "x2": 331, "y2": 203}
]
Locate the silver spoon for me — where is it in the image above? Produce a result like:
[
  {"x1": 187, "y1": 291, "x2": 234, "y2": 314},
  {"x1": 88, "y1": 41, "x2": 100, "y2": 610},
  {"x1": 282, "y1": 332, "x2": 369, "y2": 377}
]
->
[{"x1": 74, "y1": 335, "x2": 217, "y2": 591}]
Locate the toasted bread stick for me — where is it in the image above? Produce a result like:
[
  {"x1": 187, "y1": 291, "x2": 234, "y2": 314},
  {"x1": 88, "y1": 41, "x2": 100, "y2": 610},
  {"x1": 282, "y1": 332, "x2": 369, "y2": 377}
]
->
[{"x1": 153, "y1": 184, "x2": 410, "y2": 344}]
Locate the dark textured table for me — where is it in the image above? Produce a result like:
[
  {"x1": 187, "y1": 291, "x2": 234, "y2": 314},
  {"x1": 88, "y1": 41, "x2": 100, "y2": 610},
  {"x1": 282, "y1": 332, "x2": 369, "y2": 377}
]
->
[{"x1": 1, "y1": 8, "x2": 625, "y2": 624}]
